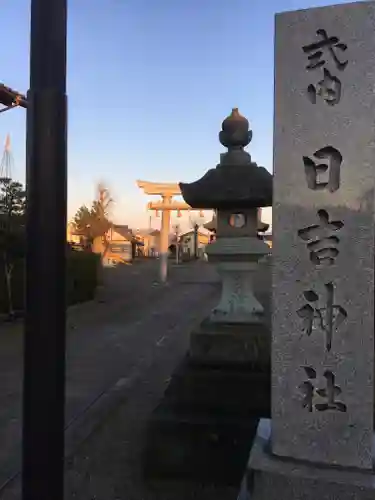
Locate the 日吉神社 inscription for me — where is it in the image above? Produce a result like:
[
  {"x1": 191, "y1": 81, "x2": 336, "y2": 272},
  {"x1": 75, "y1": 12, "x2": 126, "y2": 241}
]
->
[
  {"x1": 300, "y1": 366, "x2": 347, "y2": 413},
  {"x1": 296, "y1": 282, "x2": 347, "y2": 352},
  {"x1": 297, "y1": 209, "x2": 344, "y2": 266},
  {"x1": 303, "y1": 146, "x2": 342, "y2": 192},
  {"x1": 272, "y1": 3, "x2": 375, "y2": 470}
]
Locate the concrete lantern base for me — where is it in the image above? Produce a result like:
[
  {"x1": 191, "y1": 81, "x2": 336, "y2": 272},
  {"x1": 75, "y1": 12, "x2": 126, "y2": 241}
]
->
[
  {"x1": 189, "y1": 318, "x2": 270, "y2": 366},
  {"x1": 241, "y1": 419, "x2": 375, "y2": 500}
]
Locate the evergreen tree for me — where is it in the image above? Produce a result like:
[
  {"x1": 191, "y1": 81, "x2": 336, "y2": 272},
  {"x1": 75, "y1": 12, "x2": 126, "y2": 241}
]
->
[{"x1": 0, "y1": 177, "x2": 26, "y2": 317}]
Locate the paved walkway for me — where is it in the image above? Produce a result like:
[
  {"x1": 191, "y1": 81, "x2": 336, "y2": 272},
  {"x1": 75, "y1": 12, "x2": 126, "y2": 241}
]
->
[
  {"x1": 0, "y1": 259, "x2": 220, "y2": 496},
  {"x1": 63, "y1": 259, "x2": 270, "y2": 500}
]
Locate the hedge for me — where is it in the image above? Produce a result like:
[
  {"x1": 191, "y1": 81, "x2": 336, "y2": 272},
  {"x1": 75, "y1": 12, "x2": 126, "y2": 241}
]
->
[{"x1": 0, "y1": 250, "x2": 101, "y2": 314}]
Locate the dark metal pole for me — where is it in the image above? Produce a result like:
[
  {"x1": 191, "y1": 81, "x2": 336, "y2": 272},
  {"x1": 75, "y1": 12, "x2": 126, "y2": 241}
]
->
[
  {"x1": 22, "y1": 0, "x2": 67, "y2": 499},
  {"x1": 194, "y1": 223, "x2": 198, "y2": 259}
]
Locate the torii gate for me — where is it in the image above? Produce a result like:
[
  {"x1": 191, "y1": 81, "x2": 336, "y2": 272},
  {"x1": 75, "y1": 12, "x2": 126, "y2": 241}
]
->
[{"x1": 137, "y1": 180, "x2": 204, "y2": 282}]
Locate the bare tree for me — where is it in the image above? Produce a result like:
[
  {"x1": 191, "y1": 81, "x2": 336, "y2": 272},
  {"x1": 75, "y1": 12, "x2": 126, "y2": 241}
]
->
[
  {"x1": 72, "y1": 182, "x2": 114, "y2": 259},
  {"x1": 91, "y1": 183, "x2": 114, "y2": 258}
]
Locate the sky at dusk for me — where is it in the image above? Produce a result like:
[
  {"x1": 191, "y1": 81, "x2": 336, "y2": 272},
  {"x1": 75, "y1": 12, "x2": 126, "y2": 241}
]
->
[{"x1": 0, "y1": 0, "x2": 355, "y2": 230}]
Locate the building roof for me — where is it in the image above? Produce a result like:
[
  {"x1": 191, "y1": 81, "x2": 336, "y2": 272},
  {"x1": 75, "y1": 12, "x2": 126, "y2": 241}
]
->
[
  {"x1": 111, "y1": 224, "x2": 134, "y2": 241},
  {"x1": 136, "y1": 228, "x2": 160, "y2": 237},
  {"x1": 204, "y1": 217, "x2": 216, "y2": 231},
  {"x1": 179, "y1": 229, "x2": 210, "y2": 239}
]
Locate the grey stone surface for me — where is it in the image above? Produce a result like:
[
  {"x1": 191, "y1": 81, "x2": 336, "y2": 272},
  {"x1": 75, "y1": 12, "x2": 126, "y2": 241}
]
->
[
  {"x1": 272, "y1": 1, "x2": 375, "y2": 469},
  {"x1": 189, "y1": 320, "x2": 270, "y2": 366},
  {"x1": 247, "y1": 419, "x2": 375, "y2": 500}
]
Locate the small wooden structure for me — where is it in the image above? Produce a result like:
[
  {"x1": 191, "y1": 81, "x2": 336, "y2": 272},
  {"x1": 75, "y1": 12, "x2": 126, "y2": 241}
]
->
[
  {"x1": 0, "y1": 83, "x2": 27, "y2": 114},
  {"x1": 104, "y1": 224, "x2": 134, "y2": 264}
]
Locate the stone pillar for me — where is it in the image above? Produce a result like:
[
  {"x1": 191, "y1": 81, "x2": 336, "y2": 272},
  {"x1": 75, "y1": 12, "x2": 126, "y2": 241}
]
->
[
  {"x1": 246, "y1": 3, "x2": 375, "y2": 499},
  {"x1": 159, "y1": 196, "x2": 171, "y2": 283}
]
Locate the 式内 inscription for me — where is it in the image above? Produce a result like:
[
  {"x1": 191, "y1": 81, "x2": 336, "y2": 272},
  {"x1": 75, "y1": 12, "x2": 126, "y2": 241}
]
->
[
  {"x1": 302, "y1": 29, "x2": 348, "y2": 106},
  {"x1": 307, "y1": 68, "x2": 341, "y2": 106}
]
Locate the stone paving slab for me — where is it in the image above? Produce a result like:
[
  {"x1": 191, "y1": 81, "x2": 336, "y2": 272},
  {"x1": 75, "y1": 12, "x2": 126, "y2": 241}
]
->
[
  {"x1": 0, "y1": 258, "x2": 271, "y2": 499},
  {"x1": 0, "y1": 260, "x2": 220, "y2": 494},
  {"x1": 1, "y1": 277, "x2": 222, "y2": 499}
]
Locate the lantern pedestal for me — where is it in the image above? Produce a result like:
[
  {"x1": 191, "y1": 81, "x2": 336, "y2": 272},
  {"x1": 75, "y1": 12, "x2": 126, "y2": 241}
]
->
[
  {"x1": 190, "y1": 231, "x2": 270, "y2": 366},
  {"x1": 207, "y1": 236, "x2": 269, "y2": 324},
  {"x1": 190, "y1": 319, "x2": 270, "y2": 367}
]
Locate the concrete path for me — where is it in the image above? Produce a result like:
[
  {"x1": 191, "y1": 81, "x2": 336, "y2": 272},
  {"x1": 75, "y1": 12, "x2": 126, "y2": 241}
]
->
[
  {"x1": 63, "y1": 259, "x2": 270, "y2": 500},
  {"x1": 0, "y1": 259, "x2": 220, "y2": 495}
]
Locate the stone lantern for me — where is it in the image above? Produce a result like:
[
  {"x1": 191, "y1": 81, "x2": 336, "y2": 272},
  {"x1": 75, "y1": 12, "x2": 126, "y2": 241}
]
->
[{"x1": 180, "y1": 108, "x2": 272, "y2": 363}]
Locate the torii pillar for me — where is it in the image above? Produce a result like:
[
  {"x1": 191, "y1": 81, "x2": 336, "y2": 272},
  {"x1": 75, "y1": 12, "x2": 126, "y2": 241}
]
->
[{"x1": 137, "y1": 180, "x2": 201, "y2": 283}]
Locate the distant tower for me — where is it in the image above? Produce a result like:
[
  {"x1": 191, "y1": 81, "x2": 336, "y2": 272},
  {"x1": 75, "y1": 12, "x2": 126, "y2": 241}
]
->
[{"x1": 0, "y1": 134, "x2": 14, "y2": 179}]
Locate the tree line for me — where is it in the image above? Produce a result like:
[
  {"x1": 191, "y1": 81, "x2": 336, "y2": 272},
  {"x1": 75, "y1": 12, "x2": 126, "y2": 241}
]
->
[{"x1": 0, "y1": 178, "x2": 116, "y2": 318}]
